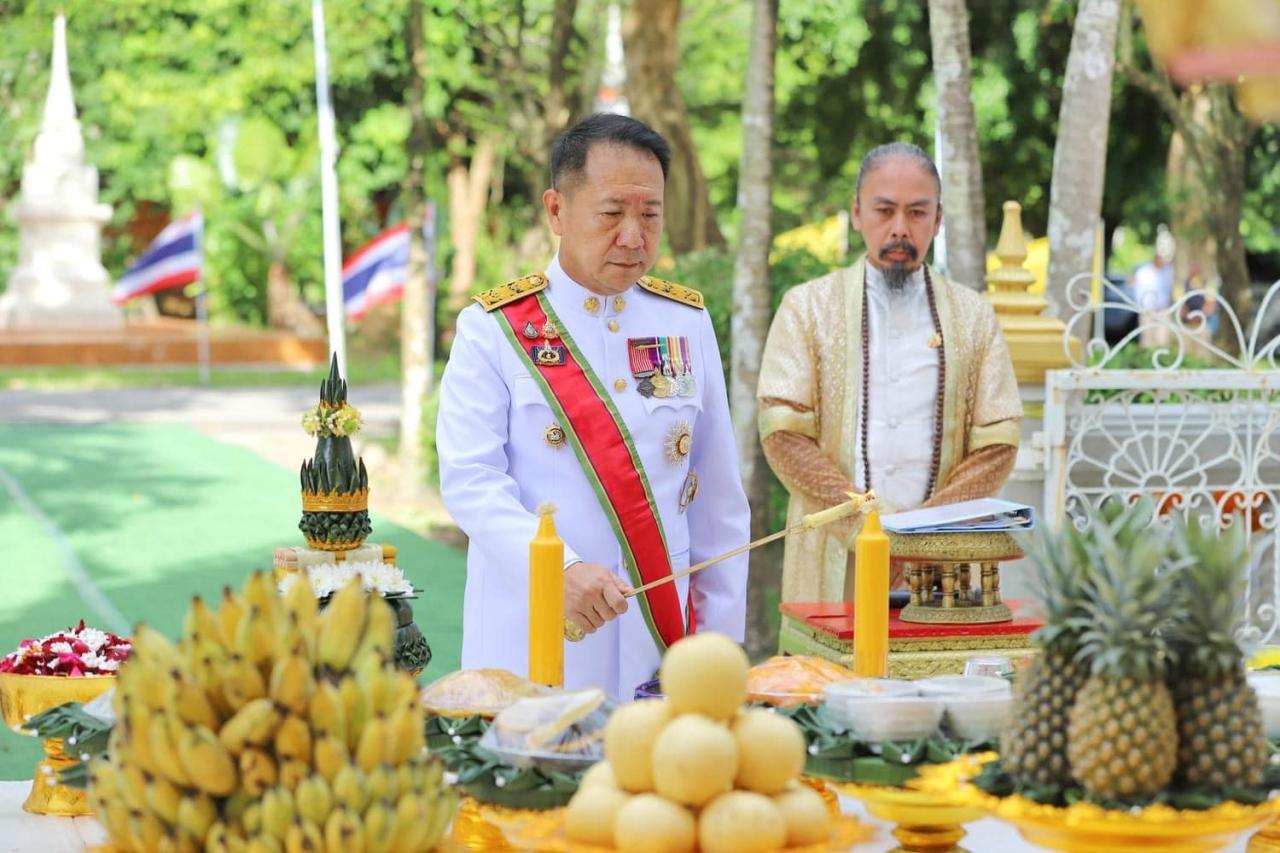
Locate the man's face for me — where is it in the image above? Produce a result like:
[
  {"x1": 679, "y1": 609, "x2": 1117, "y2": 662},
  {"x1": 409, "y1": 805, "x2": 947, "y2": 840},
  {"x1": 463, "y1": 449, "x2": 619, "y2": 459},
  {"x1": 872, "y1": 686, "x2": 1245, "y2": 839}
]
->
[
  {"x1": 542, "y1": 143, "x2": 664, "y2": 295},
  {"x1": 852, "y1": 156, "x2": 942, "y2": 286}
]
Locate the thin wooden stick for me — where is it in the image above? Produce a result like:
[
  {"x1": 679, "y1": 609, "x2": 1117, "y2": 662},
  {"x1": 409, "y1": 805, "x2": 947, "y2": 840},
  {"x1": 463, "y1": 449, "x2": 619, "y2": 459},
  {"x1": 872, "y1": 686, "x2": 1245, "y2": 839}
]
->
[{"x1": 624, "y1": 490, "x2": 875, "y2": 598}]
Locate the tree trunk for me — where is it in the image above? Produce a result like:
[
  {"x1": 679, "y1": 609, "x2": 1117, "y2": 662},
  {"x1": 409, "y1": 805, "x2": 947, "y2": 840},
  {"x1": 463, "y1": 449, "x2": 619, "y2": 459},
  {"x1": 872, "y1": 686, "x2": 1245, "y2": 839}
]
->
[
  {"x1": 927, "y1": 0, "x2": 987, "y2": 291},
  {"x1": 545, "y1": 0, "x2": 580, "y2": 147},
  {"x1": 1046, "y1": 0, "x2": 1121, "y2": 320},
  {"x1": 443, "y1": 136, "x2": 498, "y2": 320},
  {"x1": 265, "y1": 257, "x2": 322, "y2": 335},
  {"x1": 732, "y1": 0, "x2": 778, "y2": 658},
  {"x1": 622, "y1": 0, "x2": 725, "y2": 254},
  {"x1": 399, "y1": 0, "x2": 433, "y2": 483}
]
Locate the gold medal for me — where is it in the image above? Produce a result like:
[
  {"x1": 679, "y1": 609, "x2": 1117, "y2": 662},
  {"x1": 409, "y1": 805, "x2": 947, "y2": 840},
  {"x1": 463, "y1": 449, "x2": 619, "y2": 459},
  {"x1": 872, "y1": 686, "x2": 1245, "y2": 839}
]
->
[
  {"x1": 543, "y1": 424, "x2": 567, "y2": 449},
  {"x1": 542, "y1": 320, "x2": 560, "y2": 340},
  {"x1": 665, "y1": 422, "x2": 692, "y2": 464},
  {"x1": 650, "y1": 373, "x2": 673, "y2": 398}
]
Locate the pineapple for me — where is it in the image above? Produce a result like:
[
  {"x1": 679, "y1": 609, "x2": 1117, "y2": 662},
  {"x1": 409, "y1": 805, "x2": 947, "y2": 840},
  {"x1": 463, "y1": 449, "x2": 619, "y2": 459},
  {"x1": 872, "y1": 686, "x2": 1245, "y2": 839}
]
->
[
  {"x1": 1000, "y1": 523, "x2": 1091, "y2": 787},
  {"x1": 1066, "y1": 501, "x2": 1180, "y2": 799},
  {"x1": 1167, "y1": 519, "x2": 1267, "y2": 789}
]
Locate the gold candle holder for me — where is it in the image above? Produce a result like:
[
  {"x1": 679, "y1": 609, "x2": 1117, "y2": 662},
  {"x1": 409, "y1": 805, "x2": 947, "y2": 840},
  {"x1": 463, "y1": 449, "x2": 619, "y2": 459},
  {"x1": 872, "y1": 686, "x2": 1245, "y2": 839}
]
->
[{"x1": 0, "y1": 672, "x2": 116, "y2": 816}]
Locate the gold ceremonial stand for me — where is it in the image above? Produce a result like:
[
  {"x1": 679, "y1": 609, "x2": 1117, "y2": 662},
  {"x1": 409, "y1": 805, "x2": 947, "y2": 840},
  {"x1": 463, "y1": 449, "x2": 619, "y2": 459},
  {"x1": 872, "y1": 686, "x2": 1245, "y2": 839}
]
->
[{"x1": 893, "y1": 532, "x2": 1023, "y2": 625}]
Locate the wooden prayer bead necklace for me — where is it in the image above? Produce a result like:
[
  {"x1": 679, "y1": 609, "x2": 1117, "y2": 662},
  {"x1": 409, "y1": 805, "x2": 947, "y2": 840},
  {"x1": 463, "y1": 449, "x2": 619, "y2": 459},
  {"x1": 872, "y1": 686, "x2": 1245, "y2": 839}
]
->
[{"x1": 859, "y1": 265, "x2": 946, "y2": 496}]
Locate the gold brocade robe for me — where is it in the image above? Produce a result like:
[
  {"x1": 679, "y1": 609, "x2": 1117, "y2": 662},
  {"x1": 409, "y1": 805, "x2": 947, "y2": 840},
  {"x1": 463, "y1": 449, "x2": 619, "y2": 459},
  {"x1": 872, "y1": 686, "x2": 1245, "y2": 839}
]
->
[{"x1": 757, "y1": 256, "x2": 1023, "y2": 603}]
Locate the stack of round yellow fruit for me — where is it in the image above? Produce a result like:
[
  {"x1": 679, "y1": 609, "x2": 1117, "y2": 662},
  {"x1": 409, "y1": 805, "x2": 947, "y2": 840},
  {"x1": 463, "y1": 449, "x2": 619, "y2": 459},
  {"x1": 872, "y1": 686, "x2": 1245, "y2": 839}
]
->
[
  {"x1": 564, "y1": 632, "x2": 830, "y2": 853},
  {"x1": 88, "y1": 572, "x2": 457, "y2": 852}
]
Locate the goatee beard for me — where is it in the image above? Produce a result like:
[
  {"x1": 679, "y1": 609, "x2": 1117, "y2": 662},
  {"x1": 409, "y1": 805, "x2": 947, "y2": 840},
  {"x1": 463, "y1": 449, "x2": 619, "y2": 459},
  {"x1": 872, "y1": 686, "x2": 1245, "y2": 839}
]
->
[{"x1": 883, "y1": 263, "x2": 913, "y2": 291}]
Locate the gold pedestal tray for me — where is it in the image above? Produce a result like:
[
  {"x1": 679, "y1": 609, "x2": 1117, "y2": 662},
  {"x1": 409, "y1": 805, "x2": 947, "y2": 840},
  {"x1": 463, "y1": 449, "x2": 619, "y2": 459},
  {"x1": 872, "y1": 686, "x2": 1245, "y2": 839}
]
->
[
  {"x1": 1250, "y1": 819, "x2": 1280, "y2": 852},
  {"x1": 919, "y1": 754, "x2": 1280, "y2": 853},
  {"x1": 890, "y1": 531, "x2": 1023, "y2": 626},
  {"x1": 0, "y1": 672, "x2": 116, "y2": 816},
  {"x1": 481, "y1": 781, "x2": 872, "y2": 852},
  {"x1": 834, "y1": 781, "x2": 986, "y2": 852}
]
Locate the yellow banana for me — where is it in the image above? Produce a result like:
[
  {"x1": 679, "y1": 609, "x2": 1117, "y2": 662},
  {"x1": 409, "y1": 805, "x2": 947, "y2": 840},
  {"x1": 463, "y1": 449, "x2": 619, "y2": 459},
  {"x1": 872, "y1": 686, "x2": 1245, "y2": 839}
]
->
[
  {"x1": 235, "y1": 605, "x2": 279, "y2": 668},
  {"x1": 278, "y1": 758, "x2": 311, "y2": 791},
  {"x1": 331, "y1": 764, "x2": 368, "y2": 814},
  {"x1": 387, "y1": 793, "x2": 431, "y2": 852},
  {"x1": 171, "y1": 674, "x2": 222, "y2": 730},
  {"x1": 98, "y1": 799, "x2": 134, "y2": 848},
  {"x1": 183, "y1": 595, "x2": 221, "y2": 646},
  {"x1": 283, "y1": 575, "x2": 319, "y2": 636},
  {"x1": 132, "y1": 623, "x2": 185, "y2": 670},
  {"x1": 311, "y1": 732, "x2": 350, "y2": 783},
  {"x1": 294, "y1": 773, "x2": 334, "y2": 825},
  {"x1": 284, "y1": 820, "x2": 325, "y2": 853},
  {"x1": 423, "y1": 786, "x2": 460, "y2": 850},
  {"x1": 145, "y1": 772, "x2": 183, "y2": 825},
  {"x1": 130, "y1": 809, "x2": 169, "y2": 852},
  {"x1": 268, "y1": 649, "x2": 315, "y2": 715},
  {"x1": 149, "y1": 712, "x2": 194, "y2": 786},
  {"x1": 351, "y1": 595, "x2": 395, "y2": 667},
  {"x1": 118, "y1": 761, "x2": 150, "y2": 813},
  {"x1": 355, "y1": 717, "x2": 387, "y2": 772},
  {"x1": 240, "y1": 800, "x2": 263, "y2": 835},
  {"x1": 416, "y1": 753, "x2": 444, "y2": 792},
  {"x1": 339, "y1": 676, "x2": 370, "y2": 752},
  {"x1": 218, "y1": 586, "x2": 247, "y2": 648},
  {"x1": 273, "y1": 713, "x2": 312, "y2": 764},
  {"x1": 245, "y1": 835, "x2": 282, "y2": 853},
  {"x1": 316, "y1": 581, "x2": 367, "y2": 672},
  {"x1": 383, "y1": 705, "x2": 424, "y2": 765},
  {"x1": 176, "y1": 724, "x2": 238, "y2": 796},
  {"x1": 176, "y1": 793, "x2": 218, "y2": 840},
  {"x1": 238, "y1": 747, "x2": 279, "y2": 796},
  {"x1": 362, "y1": 801, "x2": 394, "y2": 853},
  {"x1": 243, "y1": 569, "x2": 284, "y2": 626},
  {"x1": 323, "y1": 807, "x2": 364, "y2": 853},
  {"x1": 121, "y1": 656, "x2": 175, "y2": 713},
  {"x1": 204, "y1": 821, "x2": 241, "y2": 853},
  {"x1": 393, "y1": 764, "x2": 416, "y2": 801},
  {"x1": 260, "y1": 787, "x2": 296, "y2": 842},
  {"x1": 218, "y1": 696, "x2": 280, "y2": 754},
  {"x1": 222, "y1": 654, "x2": 268, "y2": 709},
  {"x1": 365, "y1": 764, "x2": 394, "y2": 804},
  {"x1": 307, "y1": 679, "x2": 346, "y2": 742}
]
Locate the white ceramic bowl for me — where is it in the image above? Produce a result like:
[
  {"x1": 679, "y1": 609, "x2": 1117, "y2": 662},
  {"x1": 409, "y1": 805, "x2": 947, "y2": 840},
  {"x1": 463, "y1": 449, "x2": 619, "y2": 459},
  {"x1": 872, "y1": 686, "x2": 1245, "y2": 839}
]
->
[
  {"x1": 942, "y1": 692, "x2": 1013, "y2": 742},
  {"x1": 823, "y1": 678, "x2": 919, "y2": 702},
  {"x1": 1246, "y1": 671, "x2": 1280, "y2": 739},
  {"x1": 824, "y1": 694, "x2": 944, "y2": 744},
  {"x1": 915, "y1": 675, "x2": 1012, "y2": 698}
]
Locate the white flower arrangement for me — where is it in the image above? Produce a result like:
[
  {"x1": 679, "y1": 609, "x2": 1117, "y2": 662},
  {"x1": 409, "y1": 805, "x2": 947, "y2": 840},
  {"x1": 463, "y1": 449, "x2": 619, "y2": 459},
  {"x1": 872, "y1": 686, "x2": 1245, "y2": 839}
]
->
[
  {"x1": 301, "y1": 403, "x2": 364, "y2": 438},
  {"x1": 279, "y1": 561, "x2": 414, "y2": 600}
]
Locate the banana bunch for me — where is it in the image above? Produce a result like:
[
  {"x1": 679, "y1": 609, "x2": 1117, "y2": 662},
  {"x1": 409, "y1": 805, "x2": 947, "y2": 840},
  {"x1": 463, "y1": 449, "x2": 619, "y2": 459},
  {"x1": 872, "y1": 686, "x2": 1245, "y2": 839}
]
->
[{"x1": 91, "y1": 572, "x2": 457, "y2": 853}]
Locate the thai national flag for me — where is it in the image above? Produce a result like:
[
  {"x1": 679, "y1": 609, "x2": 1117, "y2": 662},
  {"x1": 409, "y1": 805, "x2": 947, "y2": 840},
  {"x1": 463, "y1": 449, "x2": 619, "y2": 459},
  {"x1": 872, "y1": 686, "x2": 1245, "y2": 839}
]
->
[
  {"x1": 343, "y1": 223, "x2": 409, "y2": 321},
  {"x1": 112, "y1": 211, "x2": 203, "y2": 304}
]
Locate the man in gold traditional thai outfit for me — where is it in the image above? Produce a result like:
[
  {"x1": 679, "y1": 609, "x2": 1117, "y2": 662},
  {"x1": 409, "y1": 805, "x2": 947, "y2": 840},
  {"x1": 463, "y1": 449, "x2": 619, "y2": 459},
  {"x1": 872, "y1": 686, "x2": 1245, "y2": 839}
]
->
[{"x1": 757, "y1": 143, "x2": 1022, "y2": 602}]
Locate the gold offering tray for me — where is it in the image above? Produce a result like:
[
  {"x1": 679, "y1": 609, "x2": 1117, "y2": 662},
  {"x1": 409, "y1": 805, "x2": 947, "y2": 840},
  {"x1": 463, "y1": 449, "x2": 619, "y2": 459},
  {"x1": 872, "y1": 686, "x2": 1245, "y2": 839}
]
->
[{"x1": 916, "y1": 753, "x2": 1280, "y2": 853}]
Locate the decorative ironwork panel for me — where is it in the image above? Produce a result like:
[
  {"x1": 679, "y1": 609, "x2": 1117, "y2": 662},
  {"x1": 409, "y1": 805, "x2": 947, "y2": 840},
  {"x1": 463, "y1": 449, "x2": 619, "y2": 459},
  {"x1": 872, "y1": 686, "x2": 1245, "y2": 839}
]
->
[{"x1": 1044, "y1": 276, "x2": 1280, "y2": 644}]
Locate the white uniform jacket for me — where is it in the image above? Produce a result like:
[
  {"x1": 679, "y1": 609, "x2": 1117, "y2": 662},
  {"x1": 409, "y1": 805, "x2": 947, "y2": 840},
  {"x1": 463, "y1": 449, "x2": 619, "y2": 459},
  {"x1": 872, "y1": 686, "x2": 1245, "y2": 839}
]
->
[{"x1": 437, "y1": 256, "x2": 750, "y2": 699}]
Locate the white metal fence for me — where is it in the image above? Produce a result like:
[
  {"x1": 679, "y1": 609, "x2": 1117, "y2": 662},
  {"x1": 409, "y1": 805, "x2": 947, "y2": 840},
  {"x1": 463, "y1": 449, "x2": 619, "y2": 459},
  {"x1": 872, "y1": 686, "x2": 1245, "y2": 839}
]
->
[{"x1": 1044, "y1": 275, "x2": 1280, "y2": 644}]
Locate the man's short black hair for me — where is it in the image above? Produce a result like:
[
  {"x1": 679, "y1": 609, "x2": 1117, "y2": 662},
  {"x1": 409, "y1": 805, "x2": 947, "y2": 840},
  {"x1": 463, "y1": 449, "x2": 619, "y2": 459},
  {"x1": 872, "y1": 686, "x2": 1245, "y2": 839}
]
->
[
  {"x1": 550, "y1": 113, "x2": 671, "y2": 190},
  {"x1": 855, "y1": 142, "x2": 941, "y2": 199}
]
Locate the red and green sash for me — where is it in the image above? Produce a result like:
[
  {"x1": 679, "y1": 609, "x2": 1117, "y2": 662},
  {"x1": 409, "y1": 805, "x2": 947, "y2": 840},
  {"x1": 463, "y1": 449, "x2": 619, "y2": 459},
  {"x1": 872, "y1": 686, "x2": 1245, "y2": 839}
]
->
[{"x1": 495, "y1": 292, "x2": 685, "y2": 650}]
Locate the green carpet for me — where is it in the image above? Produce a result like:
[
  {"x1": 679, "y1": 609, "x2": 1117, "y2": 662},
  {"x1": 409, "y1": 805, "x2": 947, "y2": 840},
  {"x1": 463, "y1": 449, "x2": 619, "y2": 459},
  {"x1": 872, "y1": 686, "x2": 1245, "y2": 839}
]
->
[{"x1": 0, "y1": 423, "x2": 465, "y2": 780}]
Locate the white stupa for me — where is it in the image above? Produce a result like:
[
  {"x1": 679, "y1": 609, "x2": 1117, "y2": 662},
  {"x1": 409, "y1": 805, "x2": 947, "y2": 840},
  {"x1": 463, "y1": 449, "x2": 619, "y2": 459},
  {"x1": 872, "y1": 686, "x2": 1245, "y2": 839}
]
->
[{"x1": 0, "y1": 14, "x2": 119, "y2": 328}]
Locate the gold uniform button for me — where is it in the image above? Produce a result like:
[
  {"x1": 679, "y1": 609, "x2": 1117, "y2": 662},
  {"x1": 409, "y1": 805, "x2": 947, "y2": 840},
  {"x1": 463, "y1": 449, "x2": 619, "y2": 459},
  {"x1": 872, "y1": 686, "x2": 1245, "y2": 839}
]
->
[
  {"x1": 612, "y1": 295, "x2": 626, "y2": 313},
  {"x1": 583, "y1": 296, "x2": 601, "y2": 314},
  {"x1": 608, "y1": 320, "x2": 620, "y2": 333},
  {"x1": 613, "y1": 378, "x2": 627, "y2": 392}
]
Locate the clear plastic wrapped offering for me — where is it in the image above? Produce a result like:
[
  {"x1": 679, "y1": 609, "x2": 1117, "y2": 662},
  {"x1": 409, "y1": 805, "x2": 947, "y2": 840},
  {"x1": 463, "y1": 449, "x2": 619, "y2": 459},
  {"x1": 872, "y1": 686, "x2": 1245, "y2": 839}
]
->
[
  {"x1": 479, "y1": 688, "x2": 614, "y2": 772},
  {"x1": 746, "y1": 655, "x2": 858, "y2": 706},
  {"x1": 420, "y1": 668, "x2": 550, "y2": 718}
]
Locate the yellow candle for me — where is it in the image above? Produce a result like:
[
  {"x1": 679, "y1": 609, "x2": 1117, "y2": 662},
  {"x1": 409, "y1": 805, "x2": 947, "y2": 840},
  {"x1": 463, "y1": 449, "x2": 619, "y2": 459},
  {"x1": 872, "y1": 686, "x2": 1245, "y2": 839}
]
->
[
  {"x1": 529, "y1": 503, "x2": 565, "y2": 687},
  {"x1": 853, "y1": 510, "x2": 890, "y2": 678}
]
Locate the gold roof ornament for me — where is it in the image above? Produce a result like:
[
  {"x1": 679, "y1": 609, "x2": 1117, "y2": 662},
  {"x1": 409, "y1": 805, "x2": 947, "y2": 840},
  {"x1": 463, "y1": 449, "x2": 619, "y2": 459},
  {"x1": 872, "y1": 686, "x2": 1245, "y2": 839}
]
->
[
  {"x1": 987, "y1": 201, "x2": 1082, "y2": 384},
  {"x1": 1136, "y1": 0, "x2": 1280, "y2": 123}
]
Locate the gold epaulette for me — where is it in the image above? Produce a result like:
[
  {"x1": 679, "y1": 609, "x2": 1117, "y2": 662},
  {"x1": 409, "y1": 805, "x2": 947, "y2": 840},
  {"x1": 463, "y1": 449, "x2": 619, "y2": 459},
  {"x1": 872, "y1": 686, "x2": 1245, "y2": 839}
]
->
[
  {"x1": 638, "y1": 276, "x2": 705, "y2": 309},
  {"x1": 474, "y1": 273, "x2": 549, "y2": 312}
]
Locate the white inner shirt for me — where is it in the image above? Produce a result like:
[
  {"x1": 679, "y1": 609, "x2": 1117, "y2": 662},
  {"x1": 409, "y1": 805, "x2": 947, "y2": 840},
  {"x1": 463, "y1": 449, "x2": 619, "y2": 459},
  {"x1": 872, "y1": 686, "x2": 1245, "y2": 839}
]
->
[{"x1": 857, "y1": 262, "x2": 940, "y2": 510}]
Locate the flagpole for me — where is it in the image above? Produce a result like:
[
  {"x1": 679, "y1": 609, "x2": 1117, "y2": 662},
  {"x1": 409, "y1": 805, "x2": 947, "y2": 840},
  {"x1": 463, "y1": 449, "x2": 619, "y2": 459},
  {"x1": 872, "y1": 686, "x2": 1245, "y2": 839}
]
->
[
  {"x1": 194, "y1": 209, "x2": 211, "y2": 385},
  {"x1": 311, "y1": 0, "x2": 346, "y2": 376}
]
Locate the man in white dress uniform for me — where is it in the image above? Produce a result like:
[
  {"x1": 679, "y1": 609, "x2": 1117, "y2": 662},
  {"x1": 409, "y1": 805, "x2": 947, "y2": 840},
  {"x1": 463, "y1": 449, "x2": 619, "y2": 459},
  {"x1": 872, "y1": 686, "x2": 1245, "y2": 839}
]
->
[{"x1": 436, "y1": 114, "x2": 750, "y2": 699}]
